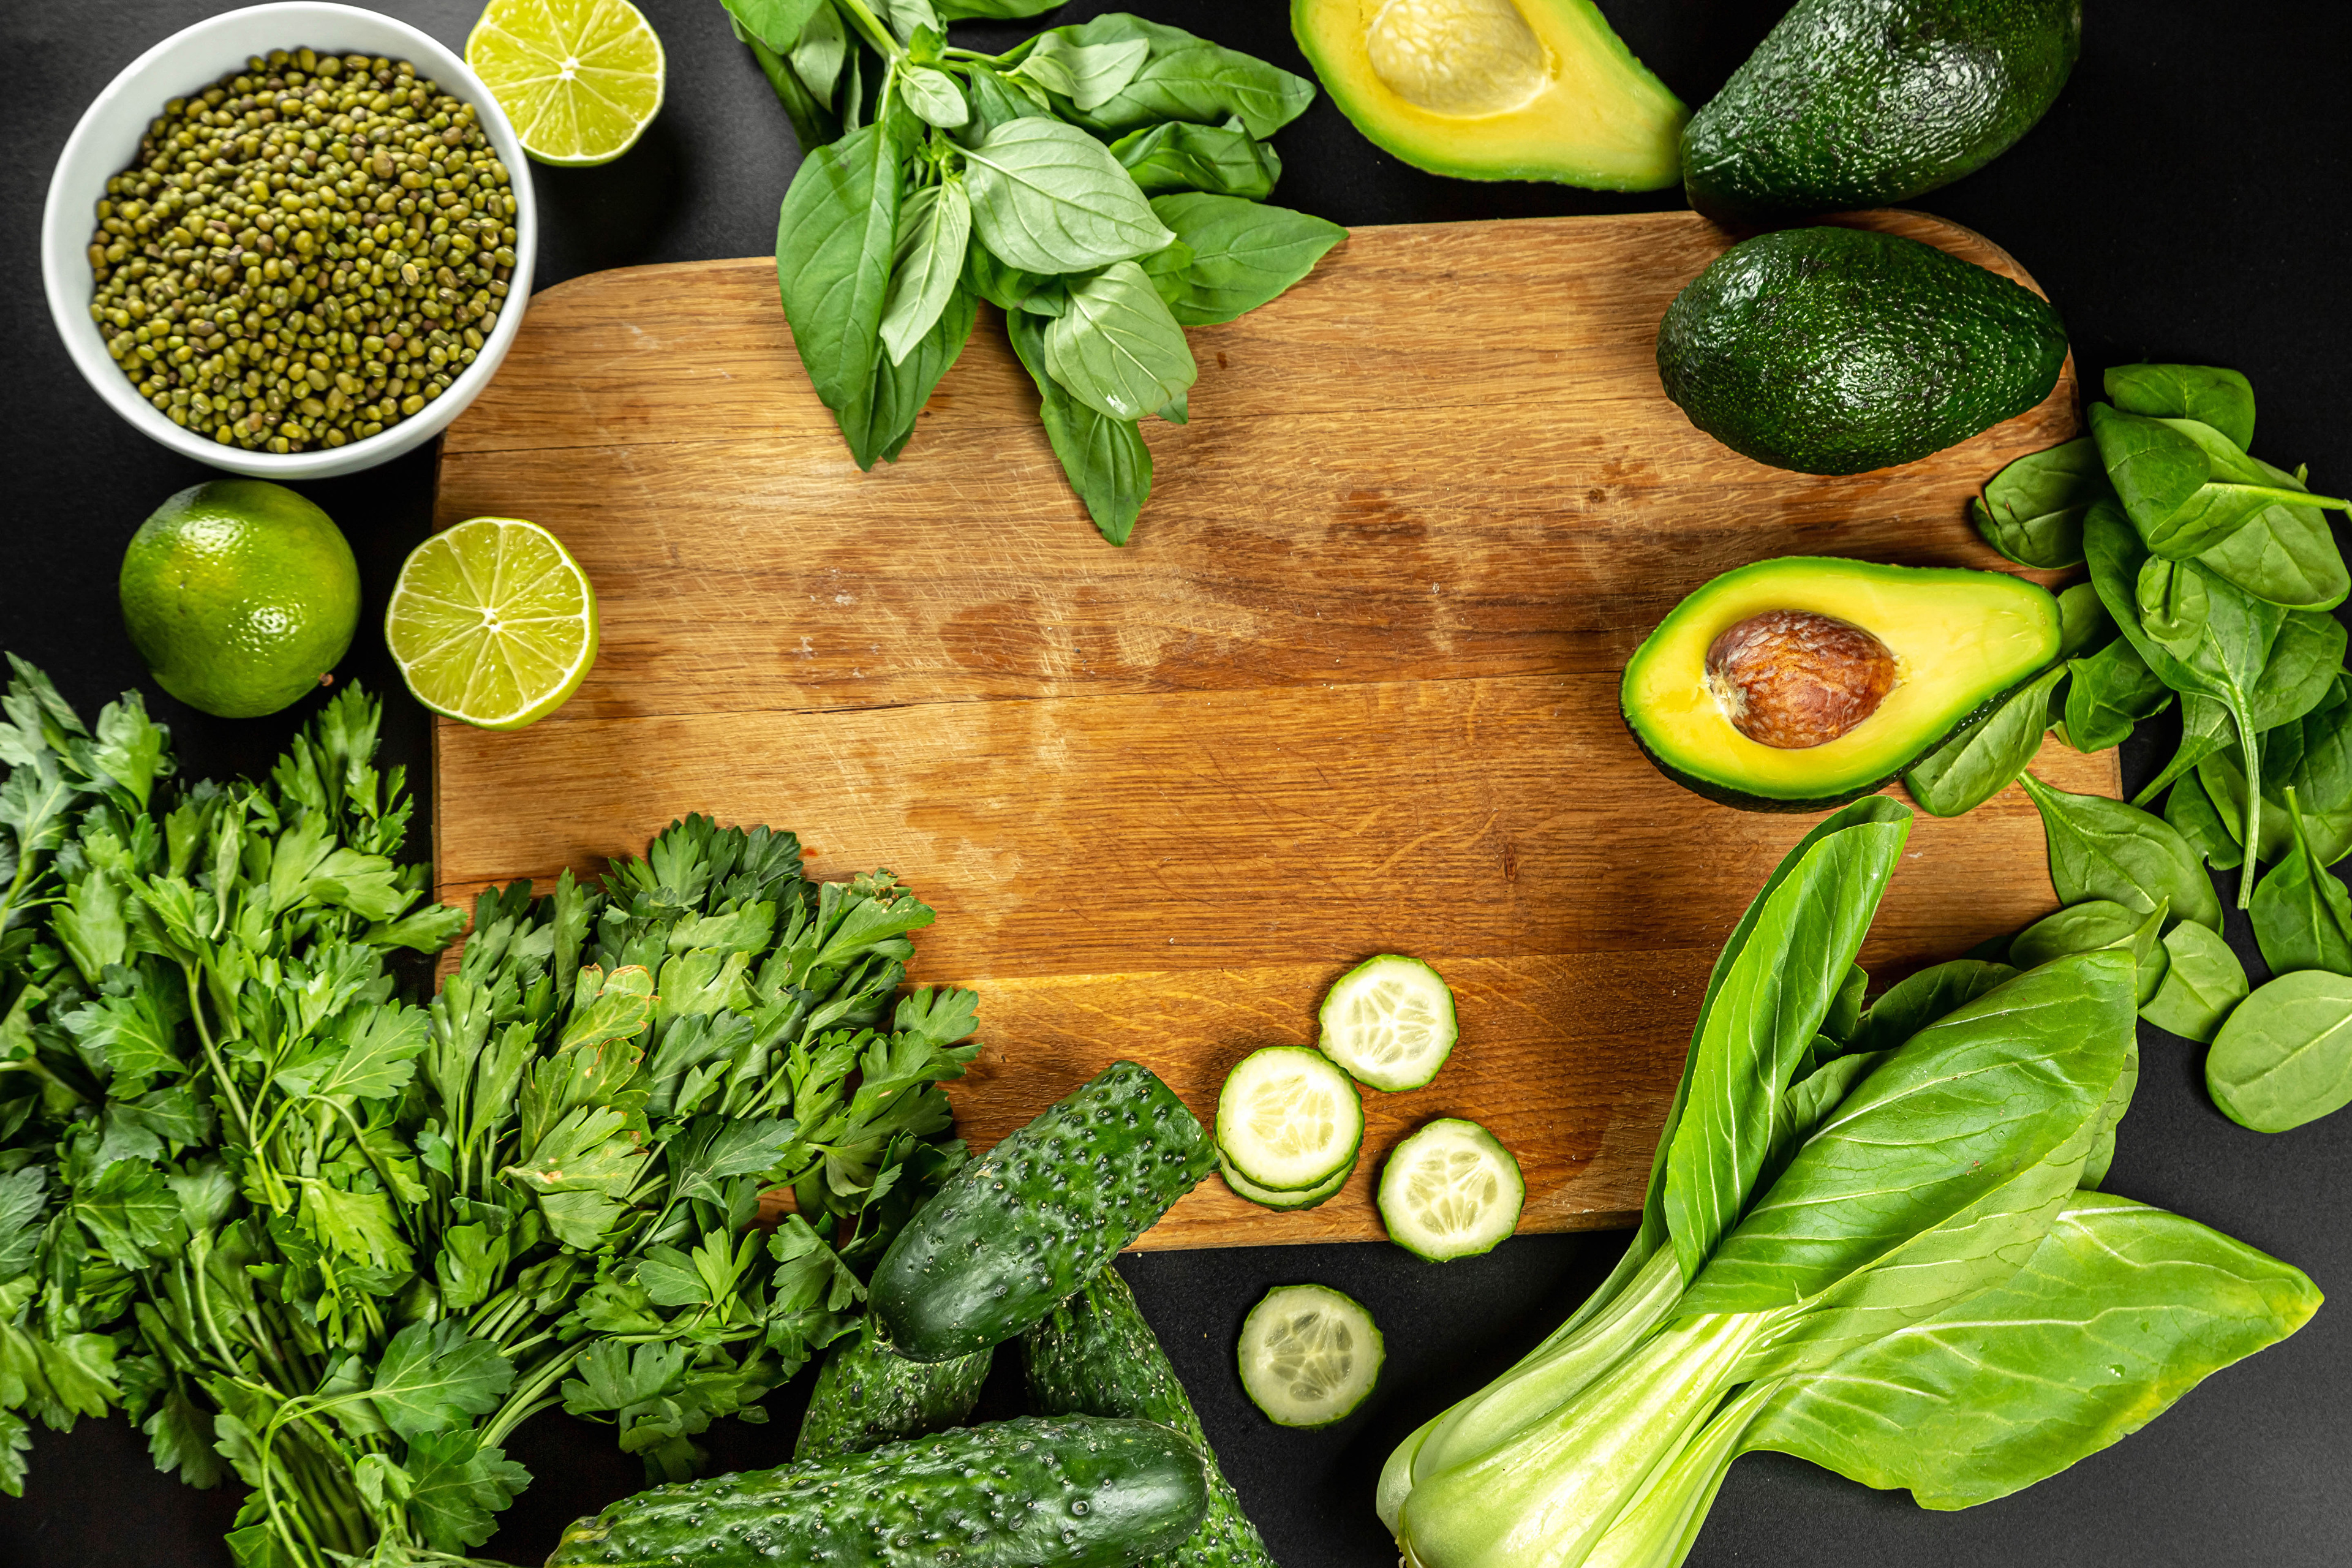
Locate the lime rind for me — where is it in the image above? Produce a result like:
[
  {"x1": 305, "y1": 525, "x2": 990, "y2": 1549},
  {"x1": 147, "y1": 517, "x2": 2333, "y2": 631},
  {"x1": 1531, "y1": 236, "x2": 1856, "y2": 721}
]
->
[
  {"x1": 467, "y1": 0, "x2": 667, "y2": 167},
  {"x1": 386, "y1": 516, "x2": 598, "y2": 729}
]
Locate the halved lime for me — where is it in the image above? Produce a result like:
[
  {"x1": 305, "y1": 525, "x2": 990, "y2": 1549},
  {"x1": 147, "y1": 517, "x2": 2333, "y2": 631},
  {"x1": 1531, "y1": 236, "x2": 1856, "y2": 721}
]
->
[
  {"x1": 466, "y1": 0, "x2": 666, "y2": 167},
  {"x1": 386, "y1": 516, "x2": 598, "y2": 729}
]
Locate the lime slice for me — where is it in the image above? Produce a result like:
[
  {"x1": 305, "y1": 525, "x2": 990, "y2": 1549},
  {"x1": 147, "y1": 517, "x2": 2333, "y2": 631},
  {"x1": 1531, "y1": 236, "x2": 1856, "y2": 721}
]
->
[
  {"x1": 466, "y1": 0, "x2": 666, "y2": 167},
  {"x1": 386, "y1": 516, "x2": 598, "y2": 729}
]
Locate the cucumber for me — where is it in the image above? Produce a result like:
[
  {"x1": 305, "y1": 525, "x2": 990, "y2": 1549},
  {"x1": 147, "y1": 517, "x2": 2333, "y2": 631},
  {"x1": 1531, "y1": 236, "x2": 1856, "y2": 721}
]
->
[
  {"x1": 794, "y1": 1319, "x2": 992, "y2": 1461},
  {"x1": 1214, "y1": 1046, "x2": 1362, "y2": 1192},
  {"x1": 548, "y1": 1415, "x2": 1210, "y2": 1568},
  {"x1": 1022, "y1": 1268, "x2": 1278, "y2": 1568},
  {"x1": 1377, "y1": 1117, "x2": 1525, "y2": 1262},
  {"x1": 1218, "y1": 1152, "x2": 1352, "y2": 1212},
  {"x1": 1236, "y1": 1283, "x2": 1383, "y2": 1428},
  {"x1": 872, "y1": 1060, "x2": 1217, "y2": 1361},
  {"x1": 1317, "y1": 954, "x2": 1458, "y2": 1091}
]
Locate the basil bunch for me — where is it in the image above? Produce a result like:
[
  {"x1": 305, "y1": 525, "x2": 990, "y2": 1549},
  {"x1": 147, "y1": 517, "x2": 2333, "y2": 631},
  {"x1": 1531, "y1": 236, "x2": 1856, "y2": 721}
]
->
[
  {"x1": 1380, "y1": 801, "x2": 2319, "y2": 1568},
  {"x1": 727, "y1": 0, "x2": 1345, "y2": 544}
]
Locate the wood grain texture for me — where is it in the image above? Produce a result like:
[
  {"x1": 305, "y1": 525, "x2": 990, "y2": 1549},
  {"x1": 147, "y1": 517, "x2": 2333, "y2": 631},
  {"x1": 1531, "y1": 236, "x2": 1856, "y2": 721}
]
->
[{"x1": 432, "y1": 208, "x2": 2113, "y2": 1250}]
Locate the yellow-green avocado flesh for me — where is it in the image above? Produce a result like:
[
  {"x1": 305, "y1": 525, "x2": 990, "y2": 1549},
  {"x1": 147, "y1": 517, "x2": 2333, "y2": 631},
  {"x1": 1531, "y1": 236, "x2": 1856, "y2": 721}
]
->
[
  {"x1": 1622, "y1": 557, "x2": 2061, "y2": 812},
  {"x1": 1291, "y1": 0, "x2": 1686, "y2": 189}
]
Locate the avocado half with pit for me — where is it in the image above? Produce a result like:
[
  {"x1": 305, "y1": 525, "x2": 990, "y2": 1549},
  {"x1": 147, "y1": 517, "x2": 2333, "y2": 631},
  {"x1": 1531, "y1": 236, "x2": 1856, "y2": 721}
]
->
[
  {"x1": 1291, "y1": 0, "x2": 1686, "y2": 190},
  {"x1": 1621, "y1": 557, "x2": 2061, "y2": 812}
]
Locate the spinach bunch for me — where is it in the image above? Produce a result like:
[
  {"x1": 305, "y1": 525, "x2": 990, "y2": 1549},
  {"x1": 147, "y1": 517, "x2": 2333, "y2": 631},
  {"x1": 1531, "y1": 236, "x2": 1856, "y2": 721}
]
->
[
  {"x1": 1938, "y1": 364, "x2": 2352, "y2": 912},
  {"x1": 1381, "y1": 801, "x2": 2318, "y2": 1568},
  {"x1": 727, "y1": 0, "x2": 1345, "y2": 544},
  {"x1": 0, "y1": 662, "x2": 981, "y2": 1568}
]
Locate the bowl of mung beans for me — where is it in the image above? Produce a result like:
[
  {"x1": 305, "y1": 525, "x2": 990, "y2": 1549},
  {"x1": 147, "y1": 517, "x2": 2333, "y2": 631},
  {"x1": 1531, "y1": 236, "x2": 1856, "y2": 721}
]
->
[{"x1": 40, "y1": 2, "x2": 538, "y2": 478}]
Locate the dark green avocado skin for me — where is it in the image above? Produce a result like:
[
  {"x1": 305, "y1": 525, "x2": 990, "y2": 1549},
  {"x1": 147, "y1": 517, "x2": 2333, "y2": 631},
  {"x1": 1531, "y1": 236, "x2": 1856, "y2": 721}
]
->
[
  {"x1": 1655, "y1": 225, "x2": 2067, "y2": 475},
  {"x1": 1683, "y1": 0, "x2": 2081, "y2": 222}
]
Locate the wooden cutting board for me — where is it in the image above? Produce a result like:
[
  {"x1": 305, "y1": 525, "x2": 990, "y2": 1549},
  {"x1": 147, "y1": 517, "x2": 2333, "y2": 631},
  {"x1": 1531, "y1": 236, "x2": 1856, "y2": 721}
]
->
[{"x1": 431, "y1": 208, "x2": 2112, "y2": 1251}]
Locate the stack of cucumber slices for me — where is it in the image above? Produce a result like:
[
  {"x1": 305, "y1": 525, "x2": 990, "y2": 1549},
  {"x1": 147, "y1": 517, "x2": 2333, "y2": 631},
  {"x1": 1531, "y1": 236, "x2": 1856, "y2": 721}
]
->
[{"x1": 1212, "y1": 954, "x2": 1526, "y2": 1262}]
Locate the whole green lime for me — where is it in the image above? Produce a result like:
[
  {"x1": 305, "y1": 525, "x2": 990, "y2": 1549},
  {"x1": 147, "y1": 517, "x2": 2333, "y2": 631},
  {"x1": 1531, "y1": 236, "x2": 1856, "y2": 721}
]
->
[{"x1": 119, "y1": 480, "x2": 361, "y2": 718}]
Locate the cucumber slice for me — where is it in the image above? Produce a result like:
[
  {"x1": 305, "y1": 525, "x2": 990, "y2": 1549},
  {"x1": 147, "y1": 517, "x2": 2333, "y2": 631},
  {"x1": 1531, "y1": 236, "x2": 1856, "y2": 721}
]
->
[
  {"x1": 1378, "y1": 1118, "x2": 1525, "y2": 1262},
  {"x1": 1215, "y1": 1046, "x2": 1363, "y2": 1192},
  {"x1": 1219, "y1": 1152, "x2": 1352, "y2": 1212},
  {"x1": 1317, "y1": 954, "x2": 1458, "y2": 1091},
  {"x1": 1237, "y1": 1284, "x2": 1383, "y2": 1428}
]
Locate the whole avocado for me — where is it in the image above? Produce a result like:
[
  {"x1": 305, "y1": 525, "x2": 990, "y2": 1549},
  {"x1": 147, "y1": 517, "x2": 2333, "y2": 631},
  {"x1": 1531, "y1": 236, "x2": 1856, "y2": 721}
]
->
[
  {"x1": 1655, "y1": 225, "x2": 2067, "y2": 475},
  {"x1": 1683, "y1": 0, "x2": 2082, "y2": 222}
]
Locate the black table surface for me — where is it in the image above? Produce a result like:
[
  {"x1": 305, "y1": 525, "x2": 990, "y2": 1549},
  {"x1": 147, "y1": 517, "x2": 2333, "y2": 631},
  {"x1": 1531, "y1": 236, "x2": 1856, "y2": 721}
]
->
[{"x1": 4, "y1": 3, "x2": 2348, "y2": 1564}]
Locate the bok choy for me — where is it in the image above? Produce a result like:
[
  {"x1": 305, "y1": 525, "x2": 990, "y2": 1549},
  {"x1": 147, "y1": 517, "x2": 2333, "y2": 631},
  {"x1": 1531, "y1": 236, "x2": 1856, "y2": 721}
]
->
[{"x1": 1381, "y1": 797, "x2": 2320, "y2": 1568}]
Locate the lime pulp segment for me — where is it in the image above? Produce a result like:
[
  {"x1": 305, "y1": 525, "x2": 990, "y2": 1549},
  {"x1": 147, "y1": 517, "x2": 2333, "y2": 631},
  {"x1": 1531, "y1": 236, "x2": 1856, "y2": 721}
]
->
[
  {"x1": 467, "y1": 0, "x2": 666, "y2": 166},
  {"x1": 386, "y1": 516, "x2": 597, "y2": 729}
]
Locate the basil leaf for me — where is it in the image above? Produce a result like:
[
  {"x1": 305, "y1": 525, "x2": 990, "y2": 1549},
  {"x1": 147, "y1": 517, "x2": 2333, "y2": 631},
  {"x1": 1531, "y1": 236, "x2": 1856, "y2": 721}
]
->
[
  {"x1": 723, "y1": 0, "x2": 823, "y2": 51},
  {"x1": 2164, "y1": 771, "x2": 2243, "y2": 872},
  {"x1": 775, "y1": 121, "x2": 900, "y2": 448},
  {"x1": 1660, "y1": 808, "x2": 1910, "y2": 1284},
  {"x1": 2061, "y1": 636, "x2": 2170, "y2": 754},
  {"x1": 1972, "y1": 436, "x2": 2107, "y2": 568},
  {"x1": 1041, "y1": 13, "x2": 1316, "y2": 138},
  {"x1": 955, "y1": 64, "x2": 1053, "y2": 146},
  {"x1": 2207, "y1": 969, "x2": 2352, "y2": 1133},
  {"x1": 962, "y1": 118, "x2": 1174, "y2": 274},
  {"x1": 899, "y1": 65, "x2": 970, "y2": 129},
  {"x1": 1007, "y1": 309, "x2": 1152, "y2": 545},
  {"x1": 1143, "y1": 194, "x2": 1346, "y2": 326},
  {"x1": 2105, "y1": 362, "x2": 2257, "y2": 451},
  {"x1": 1110, "y1": 118, "x2": 1282, "y2": 198},
  {"x1": 2248, "y1": 791, "x2": 2352, "y2": 977},
  {"x1": 880, "y1": 182, "x2": 971, "y2": 365},
  {"x1": 2141, "y1": 919, "x2": 2249, "y2": 1042},
  {"x1": 962, "y1": 241, "x2": 1067, "y2": 315},
  {"x1": 1010, "y1": 34, "x2": 1150, "y2": 113},
  {"x1": 790, "y1": 1, "x2": 848, "y2": 108},
  {"x1": 1043, "y1": 260, "x2": 1197, "y2": 421},
  {"x1": 1744, "y1": 1191, "x2": 2318, "y2": 1509},
  {"x1": 736, "y1": 17, "x2": 839, "y2": 150},
  {"x1": 1902, "y1": 663, "x2": 2065, "y2": 817},
  {"x1": 842, "y1": 282, "x2": 975, "y2": 468},
  {"x1": 2018, "y1": 771, "x2": 2224, "y2": 932},
  {"x1": 875, "y1": 0, "x2": 940, "y2": 44}
]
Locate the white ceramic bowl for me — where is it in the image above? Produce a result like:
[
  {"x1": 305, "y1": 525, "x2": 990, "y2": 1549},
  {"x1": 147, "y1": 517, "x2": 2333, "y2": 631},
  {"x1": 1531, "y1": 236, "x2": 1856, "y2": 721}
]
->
[{"x1": 41, "y1": 2, "x2": 538, "y2": 478}]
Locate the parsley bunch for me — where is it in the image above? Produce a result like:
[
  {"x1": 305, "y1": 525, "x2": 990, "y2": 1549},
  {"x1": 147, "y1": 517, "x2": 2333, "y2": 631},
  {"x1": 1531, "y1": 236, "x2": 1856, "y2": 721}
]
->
[{"x1": 0, "y1": 660, "x2": 980, "y2": 1567}]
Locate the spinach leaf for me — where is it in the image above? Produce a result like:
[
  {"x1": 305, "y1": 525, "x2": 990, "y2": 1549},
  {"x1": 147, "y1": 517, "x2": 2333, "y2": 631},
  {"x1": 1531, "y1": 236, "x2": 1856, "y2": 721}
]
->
[
  {"x1": 2104, "y1": 363, "x2": 2257, "y2": 451},
  {"x1": 844, "y1": 284, "x2": 976, "y2": 468},
  {"x1": 1686, "y1": 950, "x2": 2135, "y2": 1325},
  {"x1": 2091, "y1": 404, "x2": 2352, "y2": 559},
  {"x1": 1044, "y1": 13, "x2": 1316, "y2": 138},
  {"x1": 2198, "y1": 748, "x2": 2352, "y2": 869},
  {"x1": 775, "y1": 121, "x2": 900, "y2": 453},
  {"x1": 1902, "y1": 663, "x2": 2064, "y2": 817},
  {"x1": 2248, "y1": 790, "x2": 2352, "y2": 977},
  {"x1": 1144, "y1": 194, "x2": 1347, "y2": 326},
  {"x1": 1823, "y1": 963, "x2": 1869, "y2": 1047},
  {"x1": 2206, "y1": 969, "x2": 2352, "y2": 1133},
  {"x1": 2061, "y1": 637, "x2": 2169, "y2": 754},
  {"x1": 2163, "y1": 771, "x2": 2243, "y2": 871},
  {"x1": 1842, "y1": 959, "x2": 2016, "y2": 1057},
  {"x1": 1042, "y1": 260, "x2": 1197, "y2": 420},
  {"x1": 2135, "y1": 554, "x2": 2209, "y2": 655},
  {"x1": 2140, "y1": 918, "x2": 2248, "y2": 1042},
  {"x1": 1972, "y1": 437, "x2": 2107, "y2": 569},
  {"x1": 2135, "y1": 692, "x2": 2235, "y2": 808},
  {"x1": 1110, "y1": 118, "x2": 1282, "y2": 198},
  {"x1": 961, "y1": 118, "x2": 1174, "y2": 274},
  {"x1": 1742, "y1": 1191, "x2": 2318, "y2": 1510},
  {"x1": 2195, "y1": 488, "x2": 2349, "y2": 612},
  {"x1": 1006, "y1": 309, "x2": 1152, "y2": 545},
  {"x1": 878, "y1": 181, "x2": 971, "y2": 365},
  {"x1": 934, "y1": 0, "x2": 1065, "y2": 17},
  {"x1": 2055, "y1": 582, "x2": 2114, "y2": 660},
  {"x1": 1660, "y1": 808, "x2": 1911, "y2": 1284},
  {"x1": 2018, "y1": 771, "x2": 2223, "y2": 932},
  {"x1": 2263, "y1": 676, "x2": 2352, "y2": 813},
  {"x1": 2249, "y1": 609, "x2": 2346, "y2": 731},
  {"x1": 1008, "y1": 32, "x2": 1151, "y2": 113},
  {"x1": 2010, "y1": 898, "x2": 2168, "y2": 1005}
]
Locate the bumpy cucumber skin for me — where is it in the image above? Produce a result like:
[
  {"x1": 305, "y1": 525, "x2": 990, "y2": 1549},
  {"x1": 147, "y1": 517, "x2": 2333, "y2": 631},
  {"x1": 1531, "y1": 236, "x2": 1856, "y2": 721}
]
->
[
  {"x1": 873, "y1": 1060, "x2": 1218, "y2": 1362},
  {"x1": 1023, "y1": 1270, "x2": 1278, "y2": 1568},
  {"x1": 548, "y1": 1415, "x2": 1210, "y2": 1568},
  {"x1": 794, "y1": 1322, "x2": 993, "y2": 1462}
]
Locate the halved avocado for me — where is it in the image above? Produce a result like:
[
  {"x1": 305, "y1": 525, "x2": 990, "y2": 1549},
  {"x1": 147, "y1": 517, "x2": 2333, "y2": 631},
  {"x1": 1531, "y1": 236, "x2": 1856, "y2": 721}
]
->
[
  {"x1": 1621, "y1": 557, "x2": 2061, "y2": 812},
  {"x1": 1291, "y1": 0, "x2": 1686, "y2": 189}
]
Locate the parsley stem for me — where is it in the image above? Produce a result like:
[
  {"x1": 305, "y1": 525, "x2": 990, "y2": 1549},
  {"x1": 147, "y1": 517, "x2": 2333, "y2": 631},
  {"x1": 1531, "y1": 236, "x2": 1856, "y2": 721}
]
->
[{"x1": 179, "y1": 959, "x2": 254, "y2": 1144}]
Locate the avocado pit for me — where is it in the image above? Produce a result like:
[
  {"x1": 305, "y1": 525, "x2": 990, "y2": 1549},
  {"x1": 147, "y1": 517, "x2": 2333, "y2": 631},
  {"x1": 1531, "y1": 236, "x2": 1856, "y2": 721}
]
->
[{"x1": 1704, "y1": 609, "x2": 1896, "y2": 749}]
